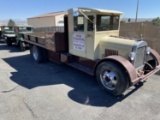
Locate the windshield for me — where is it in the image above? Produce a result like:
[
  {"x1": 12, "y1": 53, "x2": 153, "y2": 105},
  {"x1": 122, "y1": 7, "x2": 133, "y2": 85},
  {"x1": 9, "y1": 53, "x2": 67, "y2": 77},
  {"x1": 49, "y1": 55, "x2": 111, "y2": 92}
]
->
[
  {"x1": 4, "y1": 27, "x2": 14, "y2": 31},
  {"x1": 96, "y1": 15, "x2": 119, "y2": 31},
  {"x1": 19, "y1": 27, "x2": 32, "y2": 32}
]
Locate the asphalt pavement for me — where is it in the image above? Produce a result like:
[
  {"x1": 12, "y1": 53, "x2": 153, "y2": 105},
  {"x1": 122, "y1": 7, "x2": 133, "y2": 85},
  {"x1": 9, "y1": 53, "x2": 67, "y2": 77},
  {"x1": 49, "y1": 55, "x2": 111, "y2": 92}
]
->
[{"x1": 0, "y1": 40, "x2": 160, "y2": 120}]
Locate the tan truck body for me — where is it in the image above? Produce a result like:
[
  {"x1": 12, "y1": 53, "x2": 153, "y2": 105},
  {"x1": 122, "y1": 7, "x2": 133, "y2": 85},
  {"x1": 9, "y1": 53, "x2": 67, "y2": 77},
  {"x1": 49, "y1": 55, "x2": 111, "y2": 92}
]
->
[{"x1": 23, "y1": 8, "x2": 160, "y2": 96}]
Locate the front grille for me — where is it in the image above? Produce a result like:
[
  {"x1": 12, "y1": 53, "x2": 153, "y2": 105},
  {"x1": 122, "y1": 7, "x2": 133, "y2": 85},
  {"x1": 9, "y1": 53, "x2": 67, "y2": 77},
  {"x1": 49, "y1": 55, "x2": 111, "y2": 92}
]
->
[
  {"x1": 105, "y1": 49, "x2": 118, "y2": 57},
  {"x1": 134, "y1": 46, "x2": 146, "y2": 69}
]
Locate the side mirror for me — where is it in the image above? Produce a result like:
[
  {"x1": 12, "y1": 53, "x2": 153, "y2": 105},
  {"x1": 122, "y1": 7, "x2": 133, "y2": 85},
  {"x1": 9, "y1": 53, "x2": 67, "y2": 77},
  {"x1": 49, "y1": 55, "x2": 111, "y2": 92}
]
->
[{"x1": 73, "y1": 8, "x2": 79, "y2": 16}]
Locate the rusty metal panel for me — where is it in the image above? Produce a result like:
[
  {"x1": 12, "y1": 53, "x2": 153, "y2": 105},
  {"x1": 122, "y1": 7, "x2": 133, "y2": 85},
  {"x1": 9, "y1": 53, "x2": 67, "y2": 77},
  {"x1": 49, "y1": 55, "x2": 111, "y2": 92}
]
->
[
  {"x1": 94, "y1": 55, "x2": 137, "y2": 83},
  {"x1": 45, "y1": 32, "x2": 56, "y2": 51},
  {"x1": 30, "y1": 36, "x2": 36, "y2": 42},
  {"x1": 47, "y1": 50, "x2": 61, "y2": 63},
  {"x1": 60, "y1": 53, "x2": 72, "y2": 63},
  {"x1": 38, "y1": 37, "x2": 45, "y2": 45},
  {"x1": 45, "y1": 32, "x2": 68, "y2": 52},
  {"x1": 55, "y1": 32, "x2": 68, "y2": 52},
  {"x1": 72, "y1": 56, "x2": 97, "y2": 69}
]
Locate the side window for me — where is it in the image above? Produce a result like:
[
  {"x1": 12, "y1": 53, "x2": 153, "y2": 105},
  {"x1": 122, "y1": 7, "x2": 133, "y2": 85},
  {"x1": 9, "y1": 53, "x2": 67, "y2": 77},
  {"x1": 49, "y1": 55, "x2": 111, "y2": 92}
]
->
[
  {"x1": 87, "y1": 16, "x2": 94, "y2": 31},
  {"x1": 111, "y1": 16, "x2": 119, "y2": 30},
  {"x1": 74, "y1": 16, "x2": 84, "y2": 32},
  {"x1": 27, "y1": 27, "x2": 32, "y2": 31}
]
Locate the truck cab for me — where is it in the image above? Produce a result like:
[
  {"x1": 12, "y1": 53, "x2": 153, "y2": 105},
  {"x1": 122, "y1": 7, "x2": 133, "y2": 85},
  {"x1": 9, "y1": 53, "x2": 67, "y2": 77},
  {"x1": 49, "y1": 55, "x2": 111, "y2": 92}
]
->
[
  {"x1": 4, "y1": 25, "x2": 33, "y2": 50},
  {"x1": 68, "y1": 8, "x2": 122, "y2": 60},
  {"x1": 0, "y1": 26, "x2": 15, "y2": 40}
]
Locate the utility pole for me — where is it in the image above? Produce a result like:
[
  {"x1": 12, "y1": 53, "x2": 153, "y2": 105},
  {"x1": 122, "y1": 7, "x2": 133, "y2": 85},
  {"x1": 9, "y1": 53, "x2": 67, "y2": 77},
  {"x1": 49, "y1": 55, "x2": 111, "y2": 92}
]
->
[{"x1": 135, "y1": 0, "x2": 139, "y2": 23}]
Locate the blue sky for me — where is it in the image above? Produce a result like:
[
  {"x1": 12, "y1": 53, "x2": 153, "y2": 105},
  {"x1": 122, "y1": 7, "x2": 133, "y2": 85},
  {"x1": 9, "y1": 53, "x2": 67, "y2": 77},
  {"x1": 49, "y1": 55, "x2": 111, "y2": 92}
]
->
[{"x1": 0, "y1": 0, "x2": 160, "y2": 20}]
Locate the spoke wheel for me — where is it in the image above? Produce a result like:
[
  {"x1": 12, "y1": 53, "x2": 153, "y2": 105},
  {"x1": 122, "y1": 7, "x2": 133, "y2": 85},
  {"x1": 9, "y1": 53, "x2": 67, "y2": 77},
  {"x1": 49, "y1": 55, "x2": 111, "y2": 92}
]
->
[{"x1": 101, "y1": 70, "x2": 118, "y2": 90}]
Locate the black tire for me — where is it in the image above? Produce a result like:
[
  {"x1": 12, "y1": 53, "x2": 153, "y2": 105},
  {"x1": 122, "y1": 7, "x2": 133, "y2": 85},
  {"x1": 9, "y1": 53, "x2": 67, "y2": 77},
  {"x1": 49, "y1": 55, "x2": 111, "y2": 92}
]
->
[
  {"x1": 6, "y1": 38, "x2": 12, "y2": 46},
  {"x1": 42, "y1": 49, "x2": 48, "y2": 62},
  {"x1": 20, "y1": 41, "x2": 26, "y2": 51},
  {"x1": 29, "y1": 44, "x2": 33, "y2": 56},
  {"x1": 31, "y1": 46, "x2": 44, "y2": 63},
  {"x1": 96, "y1": 61, "x2": 129, "y2": 96}
]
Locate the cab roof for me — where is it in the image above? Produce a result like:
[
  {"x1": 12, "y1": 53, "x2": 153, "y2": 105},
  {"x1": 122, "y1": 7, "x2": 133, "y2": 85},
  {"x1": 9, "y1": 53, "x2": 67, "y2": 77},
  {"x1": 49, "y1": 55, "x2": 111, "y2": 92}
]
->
[{"x1": 70, "y1": 7, "x2": 123, "y2": 15}]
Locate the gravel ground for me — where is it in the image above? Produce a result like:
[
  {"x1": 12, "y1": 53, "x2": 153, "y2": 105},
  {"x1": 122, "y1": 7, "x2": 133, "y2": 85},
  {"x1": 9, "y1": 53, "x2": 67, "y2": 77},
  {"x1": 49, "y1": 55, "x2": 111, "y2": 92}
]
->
[{"x1": 0, "y1": 41, "x2": 160, "y2": 120}]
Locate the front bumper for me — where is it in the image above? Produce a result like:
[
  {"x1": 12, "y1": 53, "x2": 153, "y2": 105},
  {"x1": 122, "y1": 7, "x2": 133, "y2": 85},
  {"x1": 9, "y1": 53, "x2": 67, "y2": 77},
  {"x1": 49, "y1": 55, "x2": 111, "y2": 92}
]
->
[{"x1": 132, "y1": 65, "x2": 160, "y2": 85}]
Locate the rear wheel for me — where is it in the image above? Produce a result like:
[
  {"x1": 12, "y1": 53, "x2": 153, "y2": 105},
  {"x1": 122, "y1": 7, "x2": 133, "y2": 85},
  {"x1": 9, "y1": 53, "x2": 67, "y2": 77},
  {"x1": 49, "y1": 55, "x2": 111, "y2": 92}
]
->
[
  {"x1": 30, "y1": 45, "x2": 48, "y2": 63},
  {"x1": 6, "y1": 38, "x2": 12, "y2": 46},
  {"x1": 31, "y1": 46, "x2": 43, "y2": 62},
  {"x1": 96, "y1": 61, "x2": 129, "y2": 96}
]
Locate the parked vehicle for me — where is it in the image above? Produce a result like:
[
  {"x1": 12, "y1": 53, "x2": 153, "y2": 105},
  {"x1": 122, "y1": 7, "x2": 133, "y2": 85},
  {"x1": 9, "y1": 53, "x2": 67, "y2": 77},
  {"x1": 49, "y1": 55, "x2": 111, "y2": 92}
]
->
[
  {"x1": 14, "y1": 25, "x2": 33, "y2": 51},
  {"x1": 0, "y1": 26, "x2": 15, "y2": 41},
  {"x1": 23, "y1": 8, "x2": 160, "y2": 96},
  {"x1": 1, "y1": 25, "x2": 33, "y2": 50},
  {"x1": 0, "y1": 27, "x2": 2, "y2": 39}
]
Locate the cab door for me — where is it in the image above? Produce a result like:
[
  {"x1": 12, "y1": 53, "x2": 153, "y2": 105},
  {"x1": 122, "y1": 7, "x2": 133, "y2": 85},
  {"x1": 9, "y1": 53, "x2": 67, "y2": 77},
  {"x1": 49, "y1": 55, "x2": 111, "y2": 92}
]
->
[
  {"x1": 85, "y1": 15, "x2": 95, "y2": 60},
  {"x1": 70, "y1": 15, "x2": 87, "y2": 58}
]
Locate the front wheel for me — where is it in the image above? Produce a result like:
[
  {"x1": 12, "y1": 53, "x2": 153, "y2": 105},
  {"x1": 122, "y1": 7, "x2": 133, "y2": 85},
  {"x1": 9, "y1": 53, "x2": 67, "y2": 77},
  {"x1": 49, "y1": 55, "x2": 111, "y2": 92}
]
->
[
  {"x1": 20, "y1": 41, "x2": 26, "y2": 51},
  {"x1": 96, "y1": 61, "x2": 129, "y2": 96}
]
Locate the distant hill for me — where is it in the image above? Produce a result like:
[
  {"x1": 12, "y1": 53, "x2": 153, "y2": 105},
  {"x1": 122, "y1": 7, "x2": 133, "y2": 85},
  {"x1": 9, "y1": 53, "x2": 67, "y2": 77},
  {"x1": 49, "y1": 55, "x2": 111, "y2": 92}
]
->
[
  {"x1": 0, "y1": 18, "x2": 154, "y2": 26},
  {"x1": 0, "y1": 19, "x2": 28, "y2": 26},
  {"x1": 122, "y1": 18, "x2": 153, "y2": 22}
]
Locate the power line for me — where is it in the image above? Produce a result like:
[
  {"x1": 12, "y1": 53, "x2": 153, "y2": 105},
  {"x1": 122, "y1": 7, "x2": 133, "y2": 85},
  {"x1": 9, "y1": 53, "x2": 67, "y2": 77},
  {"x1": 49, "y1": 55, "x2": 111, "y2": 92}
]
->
[{"x1": 135, "y1": 0, "x2": 139, "y2": 23}]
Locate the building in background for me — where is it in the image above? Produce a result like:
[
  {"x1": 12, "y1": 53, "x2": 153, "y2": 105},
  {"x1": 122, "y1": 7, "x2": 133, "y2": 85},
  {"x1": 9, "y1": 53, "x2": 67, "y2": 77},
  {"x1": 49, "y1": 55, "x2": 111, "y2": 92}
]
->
[{"x1": 27, "y1": 11, "x2": 67, "y2": 28}]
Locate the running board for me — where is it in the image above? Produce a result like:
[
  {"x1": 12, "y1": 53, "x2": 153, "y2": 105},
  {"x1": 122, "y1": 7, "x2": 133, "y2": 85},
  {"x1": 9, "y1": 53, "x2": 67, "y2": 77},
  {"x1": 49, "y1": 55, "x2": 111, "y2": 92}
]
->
[{"x1": 67, "y1": 62, "x2": 94, "y2": 76}]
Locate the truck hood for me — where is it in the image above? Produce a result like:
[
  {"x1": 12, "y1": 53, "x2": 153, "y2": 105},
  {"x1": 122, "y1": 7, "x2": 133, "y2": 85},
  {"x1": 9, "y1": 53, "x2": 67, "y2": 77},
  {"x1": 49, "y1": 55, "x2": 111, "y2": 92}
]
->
[
  {"x1": 5, "y1": 34, "x2": 16, "y2": 37},
  {"x1": 19, "y1": 31, "x2": 33, "y2": 34},
  {"x1": 5, "y1": 31, "x2": 15, "y2": 34},
  {"x1": 100, "y1": 36, "x2": 137, "y2": 58}
]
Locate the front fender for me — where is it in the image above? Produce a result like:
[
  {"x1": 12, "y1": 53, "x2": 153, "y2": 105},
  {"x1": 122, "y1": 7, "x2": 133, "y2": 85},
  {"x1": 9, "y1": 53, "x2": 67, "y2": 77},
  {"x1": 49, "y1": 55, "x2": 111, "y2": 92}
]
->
[
  {"x1": 94, "y1": 55, "x2": 137, "y2": 83},
  {"x1": 147, "y1": 49, "x2": 160, "y2": 65}
]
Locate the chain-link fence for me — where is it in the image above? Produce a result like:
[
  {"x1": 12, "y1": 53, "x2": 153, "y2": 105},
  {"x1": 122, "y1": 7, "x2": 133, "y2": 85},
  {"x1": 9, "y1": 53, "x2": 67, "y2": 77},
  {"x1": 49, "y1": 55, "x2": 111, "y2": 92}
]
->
[
  {"x1": 120, "y1": 23, "x2": 160, "y2": 53},
  {"x1": 33, "y1": 26, "x2": 64, "y2": 33},
  {"x1": 32, "y1": 23, "x2": 160, "y2": 53}
]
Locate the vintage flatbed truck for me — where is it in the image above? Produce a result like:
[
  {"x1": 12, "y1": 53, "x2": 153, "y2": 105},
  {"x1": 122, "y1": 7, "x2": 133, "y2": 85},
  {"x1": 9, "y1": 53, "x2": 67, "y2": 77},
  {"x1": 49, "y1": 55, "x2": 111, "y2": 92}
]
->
[
  {"x1": 0, "y1": 26, "x2": 15, "y2": 40},
  {"x1": 14, "y1": 25, "x2": 33, "y2": 51},
  {"x1": 23, "y1": 8, "x2": 160, "y2": 96},
  {"x1": 0, "y1": 25, "x2": 33, "y2": 50},
  {"x1": 4, "y1": 25, "x2": 33, "y2": 51}
]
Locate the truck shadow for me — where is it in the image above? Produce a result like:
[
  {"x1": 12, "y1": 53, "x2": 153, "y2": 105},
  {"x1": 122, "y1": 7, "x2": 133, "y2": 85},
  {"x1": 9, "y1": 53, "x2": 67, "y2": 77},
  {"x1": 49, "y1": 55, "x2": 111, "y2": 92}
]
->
[
  {"x1": 0, "y1": 42, "x2": 23, "y2": 53},
  {"x1": 2, "y1": 54, "x2": 144, "y2": 107}
]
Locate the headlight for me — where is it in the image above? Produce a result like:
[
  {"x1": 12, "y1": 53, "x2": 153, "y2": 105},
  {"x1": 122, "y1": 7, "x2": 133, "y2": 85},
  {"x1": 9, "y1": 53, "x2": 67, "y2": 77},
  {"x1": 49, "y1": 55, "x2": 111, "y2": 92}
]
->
[
  {"x1": 129, "y1": 52, "x2": 136, "y2": 61},
  {"x1": 146, "y1": 47, "x2": 151, "y2": 55}
]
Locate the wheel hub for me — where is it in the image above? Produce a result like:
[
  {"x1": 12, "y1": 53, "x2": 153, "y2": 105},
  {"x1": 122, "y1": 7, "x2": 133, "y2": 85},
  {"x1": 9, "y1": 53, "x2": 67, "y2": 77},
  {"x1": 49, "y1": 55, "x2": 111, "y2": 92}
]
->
[
  {"x1": 32, "y1": 47, "x2": 38, "y2": 60},
  {"x1": 101, "y1": 71, "x2": 118, "y2": 90}
]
